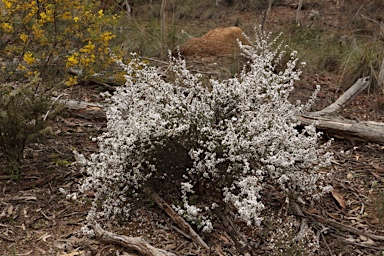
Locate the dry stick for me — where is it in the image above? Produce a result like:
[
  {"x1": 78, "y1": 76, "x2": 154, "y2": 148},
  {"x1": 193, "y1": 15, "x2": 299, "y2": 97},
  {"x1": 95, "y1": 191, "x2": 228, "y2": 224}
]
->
[
  {"x1": 304, "y1": 211, "x2": 384, "y2": 242},
  {"x1": 44, "y1": 93, "x2": 65, "y2": 121},
  {"x1": 309, "y1": 76, "x2": 370, "y2": 117},
  {"x1": 142, "y1": 186, "x2": 210, "y2": 251},
  {"x1": 221, "y1": 215, "x2": 255, "y2": 254},
  {"x1": 292, "y1": 202, "x2": 311, "y2": 242},
  {"x1": 261, "y1": 0, "x2": 274, "y2": 31},
  {"x1": 328, "y1": 232, "x2": 384, "y2": 250},
  {"x1": 299, "y1": 115, "x2": 384, "y2": 143},
  {"x1": 93, "y1": 223, "x2": 177, "y2": 256},
  {"x1": 160, "y1": 0, "x2": 167, "y2": 45},
  {"x1": 60, "y1": 99, "x2": 104, "y2": 110},
  {"x1": 21, "y1": 173, "x2": 56, "y2": 190},
  {"x1": 379, "y1": 55, "x2": 384, "y2": 94},
  {"x1": 320, "y1": 231, "x2": 333, "y2": 256}
]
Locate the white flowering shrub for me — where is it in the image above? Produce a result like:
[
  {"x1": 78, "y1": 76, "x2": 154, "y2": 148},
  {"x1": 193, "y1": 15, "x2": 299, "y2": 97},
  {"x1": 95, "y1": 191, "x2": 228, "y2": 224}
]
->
[{"x1": 75, "y1": 28, "x2": 333, "y2": 232}]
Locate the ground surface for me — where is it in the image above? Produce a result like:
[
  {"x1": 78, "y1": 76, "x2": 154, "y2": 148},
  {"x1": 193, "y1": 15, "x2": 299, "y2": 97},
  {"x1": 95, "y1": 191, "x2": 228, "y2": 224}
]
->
[{"x1": 1, "y1": 1, "x2": 384, "y2": 255}]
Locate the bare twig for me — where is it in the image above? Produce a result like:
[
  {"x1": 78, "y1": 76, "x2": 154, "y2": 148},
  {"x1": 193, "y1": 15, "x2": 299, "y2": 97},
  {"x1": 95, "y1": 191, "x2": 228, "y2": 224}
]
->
[
  {"x1": 261, "y1": 0, "x2": 274, "y2": 31},
  {"x1": 305, "y1": 211, "x2": 384, "y2": 242},
  {"x1": 44, "y1": 93, "x2": 65, "y2": 121},
  {"x1": 221, "y1": 215, "x2": 255, "y2": 254},
  {"x1": 21, "y1": 174, "x2": 56, "y2": 190}
]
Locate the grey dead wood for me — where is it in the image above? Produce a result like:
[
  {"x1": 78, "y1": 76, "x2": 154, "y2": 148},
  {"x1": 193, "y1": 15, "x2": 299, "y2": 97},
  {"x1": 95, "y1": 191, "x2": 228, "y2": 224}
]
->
[
  {"x1": 300, "y1": 76, "x2": 384, "y2": 144},
  {"x1": 308, "y1": 77, "x2": 370, "y2": 117},
  {"x1": 93, "y1": 223, "x2": 177, "y2": 256}
]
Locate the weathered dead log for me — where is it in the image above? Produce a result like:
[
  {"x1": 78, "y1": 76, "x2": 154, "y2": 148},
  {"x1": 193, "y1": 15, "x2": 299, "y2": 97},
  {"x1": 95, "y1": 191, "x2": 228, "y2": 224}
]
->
[
  {"x1": 93, "y1": 223, "x2": 177, "y2": 256},
  {"x1": 300, "y1": 76, "x2": 384, "y2": 144},
  {"x1": 299, "y1": 115, "x2": 384, "y2": 144},
  {"x1": 309, "y1": 77, "x2": 370, "y2": 117},
  {"x1": 142, "y1": 186, "x2": 210, "y2": 251}
]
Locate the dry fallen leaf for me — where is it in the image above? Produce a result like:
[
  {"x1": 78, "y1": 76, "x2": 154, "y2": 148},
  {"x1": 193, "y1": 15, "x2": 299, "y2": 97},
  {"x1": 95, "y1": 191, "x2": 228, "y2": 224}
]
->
[
  {"x1": 7, "y1": 204, "x2": 13, "y2": 217},
  {"x1": 370, "y1": 163, "x2": 381, "y2": 170},
  {"x1": 307, "y1": 208, "x2": 320, "y2": 214},
  {"x1": 332, "y1": 189, "x2": 346, "y2": 209}
]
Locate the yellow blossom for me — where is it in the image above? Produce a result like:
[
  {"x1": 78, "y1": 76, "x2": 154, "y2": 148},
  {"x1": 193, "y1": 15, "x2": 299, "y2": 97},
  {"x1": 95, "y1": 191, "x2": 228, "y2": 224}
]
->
[
  {"x1": 66, "y1": 54, "x2": 79, "y2": 68},
  {"x1": 19, "y1": 33, "x2": 28, "y2": 43},
  {"x1": 98, "y1": 9, "x2": 103, "y2": 18},
  {"x1": 80, "y1": 41, "x2": 95, "y2": 53},
  {"x1": 40, "y1": 12, "x2": 47, "y2": 21},
  {"x1": 32, "y1": 24, "x2": 44, "y2": 38},
  {"x1": 23, "y1": 52, "x2": 35, "y2": 65},
  {"x1": 74, "y1": 17, "x2": 79, "y2": 23},
  {"x1": 3, "y1": 0, "x2": 12, "y2": 9},
  {"x1": 2, "y1": 23, "x2": 13, "y2": 33},
  {"x1": 17, "y1": 64, "x2": 26, "y2": 71},
  {"x1": 61, "y1": 11, "x2": 72, "y2": 20},
  {"x1": 65, "y1": 76, "x2": 78, "y2": 86},
  {"x1": 101, "y1": 32, "x2": 116, "y2": 42}
]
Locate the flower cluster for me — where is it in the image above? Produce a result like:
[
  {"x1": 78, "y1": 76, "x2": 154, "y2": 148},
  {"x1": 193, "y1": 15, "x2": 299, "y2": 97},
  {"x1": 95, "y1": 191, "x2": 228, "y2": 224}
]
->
[
  {"x1": 75, "y1": 28, "x2": 333, "y2": 232},
  {"x1": 0, "y1": 0, "x2": 118, "y2": 86}
]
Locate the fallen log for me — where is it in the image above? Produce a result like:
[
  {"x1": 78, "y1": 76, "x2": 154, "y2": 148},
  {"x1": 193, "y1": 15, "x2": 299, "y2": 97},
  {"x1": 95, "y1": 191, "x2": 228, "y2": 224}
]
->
[
  {"x1": 299, "y1": 115, "x2": 384, "y2": 144},
  {"x1": 93, "y1": 223, "x2": 177, "y2": 256},
  {"x1": 300, "y1": 76, "x2": 384, "y2": 144},
  {"x1": 309, "y1": 77, "x2": 370, "y2": 117}
]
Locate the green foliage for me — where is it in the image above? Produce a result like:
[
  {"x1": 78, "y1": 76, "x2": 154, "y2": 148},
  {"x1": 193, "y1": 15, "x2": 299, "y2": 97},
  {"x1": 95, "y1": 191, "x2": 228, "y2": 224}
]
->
[
  {"x1": 0, "y1": 74, "x2": 54, "y2": 176},
  {"x1": 281, "y1": 26, "x2": 341, "y2": 72}
]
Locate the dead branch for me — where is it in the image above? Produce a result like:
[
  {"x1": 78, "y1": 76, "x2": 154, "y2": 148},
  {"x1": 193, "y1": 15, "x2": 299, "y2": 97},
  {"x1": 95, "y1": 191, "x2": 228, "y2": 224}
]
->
[
  {"x1": 296, "y1": 0, "x2": 303, "y2": 26},
  {"x1": 142, "y1": 186, "x2": 210, "y2": 251},
  {"x1": 21, "y1": 173, "x2": 56, "y2": 190},
  {"x1": 93, "y1": 223, "x2": 177, "y2": 256},
  {"x1": 221, "y1": 215, "x2": 256, "y2": 254},
  {"x1": 61, "y1": 99, "x2": 104, "y2": 110},
  {"x1": 299, "y1": 115, "x2": 384, "y2": 143},
  {"x1": 304, "y1": 211, "x2": 384, "y2": 242},
  {"x1": 309, "y1": 77, "x2": 370, "y2": 117},
  {"x1": 301, "y1": 76, "x2": 384, "y2": 144}
]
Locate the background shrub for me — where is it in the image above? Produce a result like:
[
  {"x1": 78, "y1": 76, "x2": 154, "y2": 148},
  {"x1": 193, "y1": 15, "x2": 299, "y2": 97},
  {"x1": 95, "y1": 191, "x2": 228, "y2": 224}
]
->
[{"x1": 0, "y1": 74, "x2": 54, "y2": 177}]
